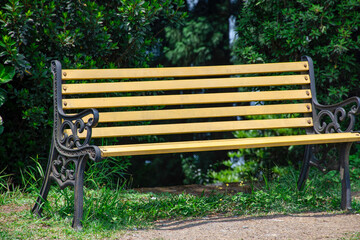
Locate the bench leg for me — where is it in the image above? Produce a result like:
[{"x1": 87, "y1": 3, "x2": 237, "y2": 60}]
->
[
  {"x1": 339, "y1": 142, "x2": 352, "y2": 210},
  {"x1": 72, "y1": 155, "x2": 88, "y2": 230},
  {"x1": 32, "y1": 138, "x2": 89, "y2": 230},
  {"x1": 32, "y1": 139, "x2": 57, "y2": 217},
  {"x1": 297, "y1": 145, "x2": 313, "y2": 190}
]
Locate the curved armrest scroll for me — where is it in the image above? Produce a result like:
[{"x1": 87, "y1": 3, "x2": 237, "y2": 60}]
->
[
  {"x1": 55, "y1": 108, "x2": 101, "y2": 162},
  {"x1": 58, "y1": 108, "x2": 99, "y2": 148},
  {"x1": 313, "y1": 96, "x2": 360, "y2": 133}
]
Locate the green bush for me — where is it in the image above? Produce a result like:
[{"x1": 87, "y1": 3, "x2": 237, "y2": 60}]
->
[
  {"x1": 0, "y1": 63, "x2": 15, "y2": 135},
  {"x1": 209, "y1": 159, "x2": 260, "y2": 183},
  {"x1": 0, "y1": 0, "x2": 186, "y2": 185},
  {"x1": 233, "y1": 0, "x2": 360, "y2": 104},
  {"x1": 227, "y1": 0, "x2": 360, "y2": 177},
  {"x1": 164, "y1": 16, "x2": 227, "y2": 66},
  {"x1": 163, "y1": 1, "x2": 235, "y2": 66}
]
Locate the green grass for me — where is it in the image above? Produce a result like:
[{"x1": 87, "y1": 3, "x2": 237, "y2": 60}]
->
[
  {"x1": 1, "y1": 166, "x2": 360, "y2": 239},
  {"x1": 2, "y1": 154, "x2": 360, "y2": 239},
  {"x1": 343, "y1": 233, "x2": 360, "y2": 240}
]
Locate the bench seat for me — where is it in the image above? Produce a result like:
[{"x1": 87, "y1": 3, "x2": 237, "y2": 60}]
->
[{"x1": 100, "y1": 132, "x2": 360, "y2": 157}]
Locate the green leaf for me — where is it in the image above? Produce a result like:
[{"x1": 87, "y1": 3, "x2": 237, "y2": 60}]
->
[
  {"x1": 0, "y1": 89, "x2": 6, "y2": 107},
  {"x1": 0, "y1": 114, "x2": 3, "y2": 135},
  {"x1": 0, "y1": 64, "x2": 15, "y2": 84}
]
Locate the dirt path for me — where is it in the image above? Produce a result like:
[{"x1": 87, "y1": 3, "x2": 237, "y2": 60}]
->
[
  {"x1": 126, "y1": 184, "x2": 360, "y2": 240},
  {"x1": 124, "y1": 212, "x2": 360, "y2": 240}
]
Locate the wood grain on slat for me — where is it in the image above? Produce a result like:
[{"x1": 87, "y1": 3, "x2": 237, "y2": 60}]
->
[
  {"x1": 99, "y1": 132, "x2": 360, "y2": 157},
  {"x1": 97, "y1": 103, "x2": 312, "y2": 122},
  {"x1": 62, "y1": 75, "x2": 310, "y2": 94},
  {"x1": 68, "y1": 118, "x2": 313, "y2": 138},
  {"x1": 63, "y1": 89, "x2": 312, "y2": 109},
  {"x1": 62, "y1": 61, "x2": 309, "y2": 80}
]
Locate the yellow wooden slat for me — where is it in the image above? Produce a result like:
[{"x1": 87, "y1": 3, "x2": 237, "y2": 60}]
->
[
  {"x1": 62, "y1": 75, "x2": 310, "y2": 94},
  {"x1": 99, "y1": 132, "x2": 360, "y2": 157},
  {"x1": 69, "y1": 118, "x2": 313, "y2": 138},
  {"x1": 62, "y1": 61, "x2": 309, "y2": 80},
  {"x1": 97, "y1": 103, "x2": 312, "y2": 122},
  {"x1": 63, "y1": 89, "x2": 312, "y2": 109}
]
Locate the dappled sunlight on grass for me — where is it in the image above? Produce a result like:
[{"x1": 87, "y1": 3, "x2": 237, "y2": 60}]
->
[{"x1": 1, "y1": 166, "x2": 360, "y2": 239}]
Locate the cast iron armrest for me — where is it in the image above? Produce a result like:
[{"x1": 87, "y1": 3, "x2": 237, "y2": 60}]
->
[
  {"x1": 58, "y1": 108, "x2": 99, "y2": 148},
  {"x1": 54, "y1": 108, "x2": 101, "y2": 162},
  {"x1": 313, "y1": 96, "x2": 360, "y2": 134}
]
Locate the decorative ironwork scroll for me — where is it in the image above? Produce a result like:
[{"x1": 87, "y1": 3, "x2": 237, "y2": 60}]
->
[
  {"x1": 55, "y1": 108, "x2": 101, "y2": 162},
  {"x1": 313, "y1": 97, "x2": 360, "y2": 134},
  {"x1": 49, "y1": 153, "x2": 77, "y2": 189}
]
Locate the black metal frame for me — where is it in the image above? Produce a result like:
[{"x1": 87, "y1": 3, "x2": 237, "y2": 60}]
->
[
  {"x1": 33, "y1": 57, "x2": 360, "y2": 230},
  {"x1": 297, "y1": 56, "x2": 360, "y2": 210},
  {"x1": 32, "y1": 60, "x2": 101, "y2": 230}
]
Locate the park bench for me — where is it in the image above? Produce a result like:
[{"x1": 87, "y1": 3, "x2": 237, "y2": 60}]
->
[{"x1": 32, "y1": 56, "x2": 360, "y2": 229}]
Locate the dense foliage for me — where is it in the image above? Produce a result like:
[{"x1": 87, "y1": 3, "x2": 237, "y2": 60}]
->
[
  {"x1": 221, "y1": 0, "x2": 360, "y2": 178},
  {"x1": 233, "y1": 0, "x2": 360, "y2": 104},
  {"x1": 164, "y1": 0, "x2": 241, "y2": 66},
  {"x1": 0, "y1": 63, "x2": 14, "y2": 135},
  {"x1": 0, "y1": 0, "x2": 186, "y2": 184}
]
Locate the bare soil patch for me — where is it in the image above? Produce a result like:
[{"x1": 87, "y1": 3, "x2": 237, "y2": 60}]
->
[
  {"x1": 134, "y1": 182, "x2": 252, "y2": 196},
  {"x1": 130, "y1": 184, "x2": 360, "y2": 240},
  {"x1": 0, "y1": 203, "x2": 29, "y2": 214},
  {"x1": 124, "y1": 212, "x2": 360, "y2": 240}
]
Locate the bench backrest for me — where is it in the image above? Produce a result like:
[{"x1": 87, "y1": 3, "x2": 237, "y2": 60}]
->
[{"x1": 59, "y1": 60, "x2": 314, "y2": 142}]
